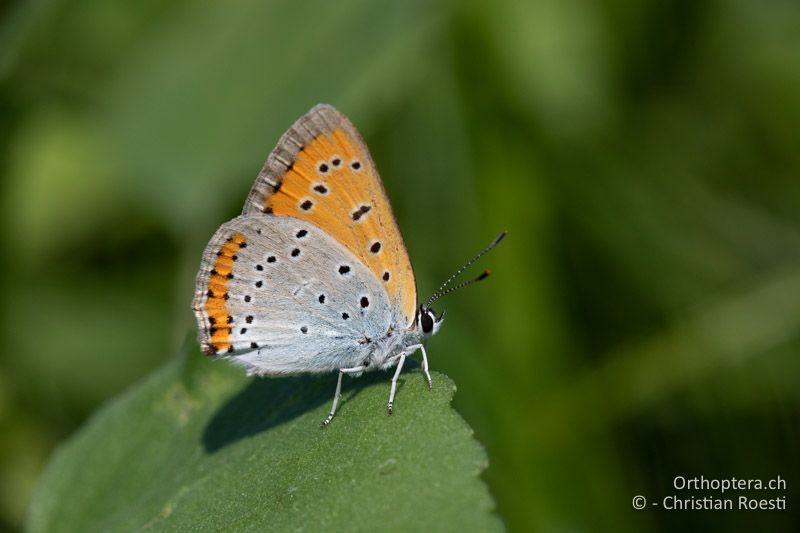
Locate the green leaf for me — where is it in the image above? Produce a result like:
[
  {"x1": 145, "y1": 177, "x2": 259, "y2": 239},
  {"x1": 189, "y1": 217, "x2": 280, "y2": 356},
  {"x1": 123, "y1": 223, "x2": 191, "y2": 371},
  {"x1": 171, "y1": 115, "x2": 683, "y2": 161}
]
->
[{"x1": 26, "y1": 342, "x2": 501, "y2": 532}]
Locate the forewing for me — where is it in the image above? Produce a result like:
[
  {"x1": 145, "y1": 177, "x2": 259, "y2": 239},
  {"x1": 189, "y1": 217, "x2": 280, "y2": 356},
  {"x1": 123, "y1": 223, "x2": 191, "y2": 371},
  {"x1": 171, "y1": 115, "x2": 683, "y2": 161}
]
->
[{"x1": 242, "y1": 104, "x2": 416, "y2": 327}]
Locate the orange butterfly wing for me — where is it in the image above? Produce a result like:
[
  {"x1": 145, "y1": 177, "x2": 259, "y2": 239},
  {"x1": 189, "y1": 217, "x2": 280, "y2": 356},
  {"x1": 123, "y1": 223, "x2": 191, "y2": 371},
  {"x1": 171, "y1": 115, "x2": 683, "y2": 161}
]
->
[{"x1": 242, "y1": 104, "x2": 417, "y2": 328}]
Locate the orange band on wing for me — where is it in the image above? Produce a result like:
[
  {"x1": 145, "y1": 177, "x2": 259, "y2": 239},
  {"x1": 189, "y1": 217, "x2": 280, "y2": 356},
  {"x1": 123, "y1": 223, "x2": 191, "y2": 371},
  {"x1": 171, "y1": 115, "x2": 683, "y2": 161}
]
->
[
  {"x1": 204, "y1": 232, "x2": 246, "y2": 354},
  {"x1": 263, "y1": 128, "x2": 416, "y2": 324},
  {"x1": 242, "y1": 105, "x2": 419, "y2": 327}
]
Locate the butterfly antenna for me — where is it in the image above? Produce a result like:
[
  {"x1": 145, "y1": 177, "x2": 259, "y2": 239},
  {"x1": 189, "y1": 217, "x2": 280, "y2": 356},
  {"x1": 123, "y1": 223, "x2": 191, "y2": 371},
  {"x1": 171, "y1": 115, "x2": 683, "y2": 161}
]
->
[{"x1": 424, "y1": 231, "x2": 507, "y2": 308}]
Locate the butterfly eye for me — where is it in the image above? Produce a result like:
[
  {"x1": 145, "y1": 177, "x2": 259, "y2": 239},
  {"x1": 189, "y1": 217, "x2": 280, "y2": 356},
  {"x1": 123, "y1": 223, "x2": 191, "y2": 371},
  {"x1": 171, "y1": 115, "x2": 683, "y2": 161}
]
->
[{"x1": 421, "y1": 310, "x2": 434, "y2": 334}]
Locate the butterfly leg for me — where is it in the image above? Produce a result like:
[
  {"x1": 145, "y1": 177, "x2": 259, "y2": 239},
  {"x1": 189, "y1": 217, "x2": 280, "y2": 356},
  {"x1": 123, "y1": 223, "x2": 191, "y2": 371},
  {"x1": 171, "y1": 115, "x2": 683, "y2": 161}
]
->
[
  {"x1": 387, "y1": 352, "x2": 407, "y2": 415},
  {"x1": 321, "y1": 365, "x2": 365, "y2": 428},
  {"x1": 418, "y1": 344, "x2": 433, "y2": 391}
]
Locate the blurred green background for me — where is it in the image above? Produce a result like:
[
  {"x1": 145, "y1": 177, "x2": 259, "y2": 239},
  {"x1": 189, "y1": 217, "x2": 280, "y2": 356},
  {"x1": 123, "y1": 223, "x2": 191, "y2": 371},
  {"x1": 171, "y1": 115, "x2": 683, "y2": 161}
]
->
[{"x1": 2, "y1": 0, "x2": 799, "y2": 530}]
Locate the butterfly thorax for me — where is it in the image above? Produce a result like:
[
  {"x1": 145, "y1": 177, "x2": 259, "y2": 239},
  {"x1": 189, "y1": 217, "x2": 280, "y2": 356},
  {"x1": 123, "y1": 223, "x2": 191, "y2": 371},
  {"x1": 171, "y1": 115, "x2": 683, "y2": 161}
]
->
[
  {"x1": 367, "y1": 307, "x2": 442, "y2": 370},
  {"x1": 366, "y1": 323, "x2": 423, "y2": 370}
]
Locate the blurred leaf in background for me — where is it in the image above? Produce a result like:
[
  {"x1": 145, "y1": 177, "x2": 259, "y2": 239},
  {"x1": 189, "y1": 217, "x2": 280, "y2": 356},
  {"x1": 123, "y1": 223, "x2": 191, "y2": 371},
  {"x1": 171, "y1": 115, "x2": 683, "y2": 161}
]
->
[{"x1": 1, "y1": 0, "x2": 799, "y2": 531}]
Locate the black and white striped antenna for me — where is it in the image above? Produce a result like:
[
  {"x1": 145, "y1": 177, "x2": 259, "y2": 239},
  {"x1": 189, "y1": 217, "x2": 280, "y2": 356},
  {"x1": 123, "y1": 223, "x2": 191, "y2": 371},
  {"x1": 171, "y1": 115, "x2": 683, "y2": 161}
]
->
[{"x1": 424, "y1": 231, "x2": 507, "y2": 308}]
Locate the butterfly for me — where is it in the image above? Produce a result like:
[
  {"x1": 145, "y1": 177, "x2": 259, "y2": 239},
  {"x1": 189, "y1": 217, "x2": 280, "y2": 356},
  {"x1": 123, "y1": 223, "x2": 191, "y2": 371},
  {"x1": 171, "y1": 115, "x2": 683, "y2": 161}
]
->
[{"x1": 192, "y1": 104, "x2": 504, "y2": 426}]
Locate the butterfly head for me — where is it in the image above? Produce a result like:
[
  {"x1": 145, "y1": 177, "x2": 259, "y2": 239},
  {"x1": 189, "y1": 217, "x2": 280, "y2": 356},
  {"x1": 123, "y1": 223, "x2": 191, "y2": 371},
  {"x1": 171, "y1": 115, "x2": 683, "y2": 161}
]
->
[{"x1": 417, "y1": 305, "x2": 445, "y2": 337}]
